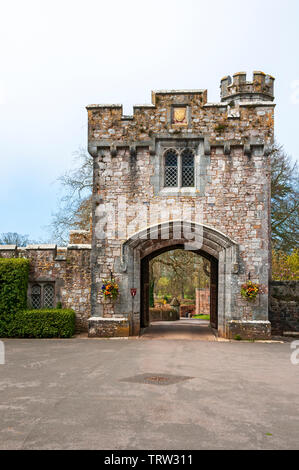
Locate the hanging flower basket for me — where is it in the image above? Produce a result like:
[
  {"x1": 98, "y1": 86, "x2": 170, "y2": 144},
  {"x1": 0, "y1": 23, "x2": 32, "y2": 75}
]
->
[
  {"x1": 101, "y1": 278, "x2": 119, "y2": 302},
  {"x1": 240, "y1": 281, "x2": 260, "y2": 302}
]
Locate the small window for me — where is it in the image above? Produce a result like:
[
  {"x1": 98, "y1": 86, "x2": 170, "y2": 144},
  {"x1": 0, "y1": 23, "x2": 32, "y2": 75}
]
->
[
  {"x1": 164, "y1": 149, "x2": 178, "y2": 187},
  {"x1": 163, "y1": 148, "x2": 195, "y2": 189},
  {"x1": 30, "y1": 283, "x2": 55, "y2": 309},
  {"x1": 181, "y1": 149, "x2": 195, "y2": 187},
  {"x1": 31, "y1": 285, "x2": 41, "y2": 309}
]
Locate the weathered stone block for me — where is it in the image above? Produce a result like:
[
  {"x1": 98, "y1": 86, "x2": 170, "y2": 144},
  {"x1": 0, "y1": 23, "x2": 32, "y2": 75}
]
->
[
  {"x1": 226, "y1": 320, "x2": 271, "y2": 340},
  {"x1": 88, "y1": 317, "x2": 129, "y2": 338}
]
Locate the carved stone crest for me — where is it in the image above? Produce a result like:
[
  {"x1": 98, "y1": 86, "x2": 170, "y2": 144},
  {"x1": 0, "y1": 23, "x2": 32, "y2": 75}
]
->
[{"x1": 173, "y1": 107, "x2": 187, "y2": 125}]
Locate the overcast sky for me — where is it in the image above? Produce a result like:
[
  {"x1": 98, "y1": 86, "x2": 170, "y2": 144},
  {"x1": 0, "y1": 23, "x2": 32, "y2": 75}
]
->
[{"x1": 0, "y1": 0, "x2": 298, "y2": 241}]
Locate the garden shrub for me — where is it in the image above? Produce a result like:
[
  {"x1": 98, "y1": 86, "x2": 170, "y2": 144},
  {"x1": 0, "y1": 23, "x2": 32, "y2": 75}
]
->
[
  {"x1": 10, "y1": 309, "x2": 76, "y2": 338},
  {"x1": 0, "y1": 258, "x2": 29, "y2": 337},
  {"x1": 272, "y1": 249, "x2": 299, "y2": 280}
]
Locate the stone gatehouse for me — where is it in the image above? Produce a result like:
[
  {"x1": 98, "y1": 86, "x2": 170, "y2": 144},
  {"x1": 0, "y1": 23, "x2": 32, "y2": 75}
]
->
[
  {"x1": 87, "y1": 71, "x2": 275, "y2": 339},
  {"x1": 2, "y1": 70, "x2": 291, "y2": 340}
]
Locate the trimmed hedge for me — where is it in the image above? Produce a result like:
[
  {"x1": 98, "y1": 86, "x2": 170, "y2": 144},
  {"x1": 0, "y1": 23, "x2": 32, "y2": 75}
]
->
[
  {"x1": 10, "y1": 309, "x2": 76, "y2": 338},
  {"x1": 0, "y1": 258, "x2": 29, "y2": 336}
]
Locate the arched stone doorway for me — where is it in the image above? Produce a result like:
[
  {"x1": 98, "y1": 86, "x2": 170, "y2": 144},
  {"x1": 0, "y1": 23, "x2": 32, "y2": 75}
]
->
[
  {"x1": 120, "y1": 221, "x2": 239, "y2": 338},
  {"x1": 140, "y1": 245, "x2": 218, "y2": 331}
]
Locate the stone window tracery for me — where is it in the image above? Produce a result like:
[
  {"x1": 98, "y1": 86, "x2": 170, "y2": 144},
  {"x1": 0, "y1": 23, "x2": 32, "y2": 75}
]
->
[
  {"x1": 31, "y1": 285, "x2": 41, "y2": 309},
  {"x1": 164, "y1": 149, "x2": 178, "y2": 187},
  {"x1": 30, "y1": 283, "x2": 55, "y2": 309},
  {"x1": 44, "y1": 284, "x2": 55, "y2": 308},
  {"x1": 181, "y1": 149, "x2": 195, "y2": 187}
]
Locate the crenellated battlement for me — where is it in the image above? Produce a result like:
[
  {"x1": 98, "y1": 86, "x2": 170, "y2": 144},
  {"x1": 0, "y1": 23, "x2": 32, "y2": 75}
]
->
[
  {"x1": 86, "y1": 89, "x2": 207, "y2": 122},
  {"x1": 221, "y1": 71, "x2": 275, "y2": 103},
  {"x1": 87, "y1": 73, "x2": 275, "y2": 151}
]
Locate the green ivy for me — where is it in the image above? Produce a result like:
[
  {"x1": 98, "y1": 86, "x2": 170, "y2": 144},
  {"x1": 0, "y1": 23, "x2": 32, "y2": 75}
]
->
[{"x1": 0, "y1": 258, "x2": 29, "y2": 337}]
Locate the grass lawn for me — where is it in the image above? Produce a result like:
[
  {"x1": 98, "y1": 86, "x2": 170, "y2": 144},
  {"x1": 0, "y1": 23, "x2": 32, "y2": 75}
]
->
[{"x1": 192, "y1": 314, "x2": 210, "y2": 321}]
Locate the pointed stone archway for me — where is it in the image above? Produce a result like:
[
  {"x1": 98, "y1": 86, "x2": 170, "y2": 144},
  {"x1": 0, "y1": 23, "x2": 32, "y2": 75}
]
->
[{"x1": 118, "y1": 221, "x2": 239, "y2": 338}]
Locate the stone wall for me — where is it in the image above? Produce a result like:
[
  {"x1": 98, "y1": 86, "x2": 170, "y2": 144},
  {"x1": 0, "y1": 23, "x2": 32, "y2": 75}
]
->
[
  {"x1": 180, "y1": 305, "x2": 195, "y2": 318},
  {"x1": 196, "y1": 288, "x2": 210, "y2": 315},
  {"x1": 149, "y1": 307, "x2": 179, "y2": 322},
  {"x1": 269, "y1": 281, "x2": 299, "y2": 335},
  {"x1": 0, "y1": 244, "x2": 91, "y2": 332}
]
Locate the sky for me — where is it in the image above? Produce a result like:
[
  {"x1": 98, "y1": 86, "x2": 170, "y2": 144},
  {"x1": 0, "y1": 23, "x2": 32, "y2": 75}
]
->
[{"x1": 0, "y1": 0, "x2": 298, "y2": 241}]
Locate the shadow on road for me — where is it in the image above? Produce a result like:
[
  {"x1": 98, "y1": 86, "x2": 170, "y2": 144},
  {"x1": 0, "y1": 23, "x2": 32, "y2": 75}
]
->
[{"x1": 140, "y1": 319, "x2": 217, "y2": 341}]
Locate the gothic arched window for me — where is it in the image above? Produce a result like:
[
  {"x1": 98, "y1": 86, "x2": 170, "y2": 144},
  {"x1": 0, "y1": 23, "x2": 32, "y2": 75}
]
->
[{"x1": 164, "y1": 149, "x2": 178, "y2": 187}]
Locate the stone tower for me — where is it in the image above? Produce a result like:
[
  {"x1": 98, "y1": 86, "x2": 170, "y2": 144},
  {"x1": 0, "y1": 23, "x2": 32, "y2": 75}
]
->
[{"x1": 87, "y1": 71, "x2": 275, "y2": 339}]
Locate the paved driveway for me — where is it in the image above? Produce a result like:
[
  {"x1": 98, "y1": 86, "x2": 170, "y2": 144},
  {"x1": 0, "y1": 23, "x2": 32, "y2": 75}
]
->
[
  {"x1": 0, "y1": 337, "x2": 298, "y2": 449},
  {"x1": 141, "y1": 319, "x2": 217, "y2": 341}
]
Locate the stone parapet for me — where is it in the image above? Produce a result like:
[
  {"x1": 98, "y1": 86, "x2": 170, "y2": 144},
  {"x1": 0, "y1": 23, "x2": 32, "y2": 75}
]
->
[
  {"x1": 221, "y1": 71, "x2": 275, "y2": 103},
  {"x1": 87, "y1": 71, "x2": 275, "y2": 150}
]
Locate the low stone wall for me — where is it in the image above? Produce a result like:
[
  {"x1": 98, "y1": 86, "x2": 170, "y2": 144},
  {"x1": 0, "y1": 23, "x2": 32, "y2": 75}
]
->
[
  {"x1": 269, "y1": 281, "x2": 299, "y2": 335},
  {"x1": 88, "y1": 317, "x2": 129, "y2": 337},
  {"x1": 150, "y1": 308, "x2": 179, "y2": 322},
  {"x1": 0, "y1": 244, "x2": 91, "y2": 332},
  {"x1": 226, "y1": 320, "x2": 272, "y2": 340}
]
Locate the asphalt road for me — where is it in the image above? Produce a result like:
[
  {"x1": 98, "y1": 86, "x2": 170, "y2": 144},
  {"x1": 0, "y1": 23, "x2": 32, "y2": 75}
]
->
[{"x1": 0, "y1": 337, "x2": 298, "y2": 450}]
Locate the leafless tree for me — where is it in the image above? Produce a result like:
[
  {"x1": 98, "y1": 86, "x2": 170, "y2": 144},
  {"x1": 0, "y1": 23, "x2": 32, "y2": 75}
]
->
[
  {"x1": 49, "y1": 147, "x2": 93, "y2": 244},
  {"x1": 0, "y1": 232, "x2": 31, "y2": 247}
]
